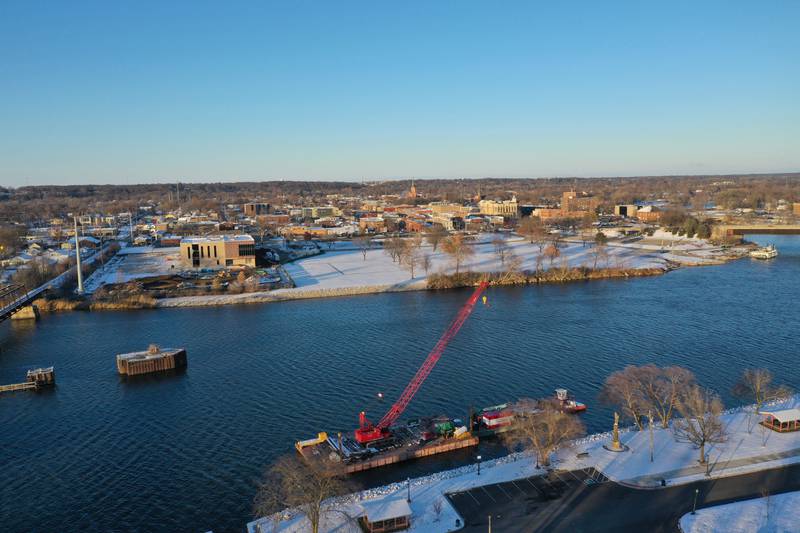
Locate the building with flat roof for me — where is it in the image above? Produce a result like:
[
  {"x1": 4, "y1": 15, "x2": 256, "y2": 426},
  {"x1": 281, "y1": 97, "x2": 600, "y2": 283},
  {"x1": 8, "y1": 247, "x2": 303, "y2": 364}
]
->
[{"x1": 179, "y1": 235, "x2": 255, "y2": 269}]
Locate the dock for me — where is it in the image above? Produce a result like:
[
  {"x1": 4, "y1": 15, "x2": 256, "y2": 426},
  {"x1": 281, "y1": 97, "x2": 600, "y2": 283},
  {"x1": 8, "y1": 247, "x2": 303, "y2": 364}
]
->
[
  {"x1": 0, "y1": 367, "x2": 56, "y2": 393},
  {"x1": 342, "y1": 434, "x2": 479, "y2": 474},
  {"x1": 117, "y1": 346, "x2": 187, "y2": 376},
  {"x1": 298, "y1": 431, "x2": 479, "y2": 474}
]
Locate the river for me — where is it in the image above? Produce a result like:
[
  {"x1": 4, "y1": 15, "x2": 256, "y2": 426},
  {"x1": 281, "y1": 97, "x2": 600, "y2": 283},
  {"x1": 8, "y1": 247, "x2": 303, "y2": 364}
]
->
[{"x1": 1, "y1": 235, "x2": 797, "y2": 533}]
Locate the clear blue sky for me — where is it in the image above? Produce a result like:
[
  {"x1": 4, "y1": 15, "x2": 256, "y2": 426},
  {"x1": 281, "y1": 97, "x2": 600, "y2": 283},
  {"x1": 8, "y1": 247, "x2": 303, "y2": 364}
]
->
[{"x1": 1, "y1": 1, "x2": 798, "y2": 186}]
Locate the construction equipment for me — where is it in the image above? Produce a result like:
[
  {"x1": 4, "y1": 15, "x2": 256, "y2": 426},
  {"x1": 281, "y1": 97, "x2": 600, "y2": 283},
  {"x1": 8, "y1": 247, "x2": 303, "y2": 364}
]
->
[{"x1": 354, "y1": 281, "x2": 489, "y2": 444}]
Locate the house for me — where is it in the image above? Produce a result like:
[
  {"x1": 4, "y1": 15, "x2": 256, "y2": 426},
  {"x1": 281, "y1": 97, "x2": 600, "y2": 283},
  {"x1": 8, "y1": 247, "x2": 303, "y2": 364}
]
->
[
  {"x1": 359, "y1": 497, "x2": 412, "y2": 533},
  {"x1": 62, "y1": 236, "x2": 101, "y2": 250}
]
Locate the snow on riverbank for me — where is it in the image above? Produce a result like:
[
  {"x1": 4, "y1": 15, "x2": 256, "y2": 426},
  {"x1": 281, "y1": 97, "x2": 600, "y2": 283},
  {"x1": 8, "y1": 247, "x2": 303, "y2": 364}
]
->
[
  {"x1": 680, "y1": 490, "x2": 800, "y2": 532},
  {"x1": 248, "y1": 396, "x2": 800, "y2": 533},
  {"x1": 159, "y1": 236, "x2": 671, "y2": 307}
]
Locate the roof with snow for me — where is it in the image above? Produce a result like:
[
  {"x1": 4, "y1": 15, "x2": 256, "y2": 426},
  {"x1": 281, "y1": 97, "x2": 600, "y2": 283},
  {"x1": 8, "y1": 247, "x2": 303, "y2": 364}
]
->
[
  {"x1": 360, "y1": 496, "x2": 412, "y2": 522},
  {"x1": 762, "y1": 409, "x2": 800, "y2": 422},
  {"x1": 180, "y1": 234, "x2": 254, "y2": 244}
]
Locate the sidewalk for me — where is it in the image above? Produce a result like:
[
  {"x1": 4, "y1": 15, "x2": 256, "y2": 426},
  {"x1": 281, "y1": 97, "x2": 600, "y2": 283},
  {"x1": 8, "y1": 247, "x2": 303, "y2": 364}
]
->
[{"x1": 622, "y1": 446, "x2": 800, "y2": 487}]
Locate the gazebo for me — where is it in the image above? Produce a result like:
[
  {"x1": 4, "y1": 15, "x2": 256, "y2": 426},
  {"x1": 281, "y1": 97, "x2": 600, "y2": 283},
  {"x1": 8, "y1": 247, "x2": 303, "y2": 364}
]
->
[
  {"x1": 761, "y1": 408, "x2": 800, "y2": 433},
  {"x1": 359, "y1": 497, "x2": 412, "y2": 533}
]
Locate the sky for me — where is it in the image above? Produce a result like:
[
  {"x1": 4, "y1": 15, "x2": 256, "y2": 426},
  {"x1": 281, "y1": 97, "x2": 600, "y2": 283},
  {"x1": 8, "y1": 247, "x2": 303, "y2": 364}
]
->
[{"x1": 0, "y1": 1, "x2": 798, "y2": 186}]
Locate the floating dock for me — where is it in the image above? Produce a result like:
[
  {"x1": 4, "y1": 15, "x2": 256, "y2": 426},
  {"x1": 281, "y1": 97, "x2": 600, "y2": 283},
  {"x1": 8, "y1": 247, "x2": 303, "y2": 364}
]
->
[
  {"x1": 297, "y1": 416, "x2": 479, "y2": 474},
  {"x1": 116, "y1": 347, "x2": 187, "y2": 376},
  {"x1": 341, "y1": 434, "x2": 478, "y2": 474},
  {"x1": 0, "y1": 366, "x2": 55, "y2": 393}
]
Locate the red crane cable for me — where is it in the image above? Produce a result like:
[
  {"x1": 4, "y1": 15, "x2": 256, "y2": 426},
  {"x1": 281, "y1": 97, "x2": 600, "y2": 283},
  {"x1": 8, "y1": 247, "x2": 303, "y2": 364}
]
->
[{"x1": 375, "y1": 281, "x2": 488, "y2": 430}]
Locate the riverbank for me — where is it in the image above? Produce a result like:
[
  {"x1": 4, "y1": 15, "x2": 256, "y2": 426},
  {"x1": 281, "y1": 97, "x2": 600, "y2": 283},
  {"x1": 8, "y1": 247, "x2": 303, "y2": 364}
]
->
[
  {"x1": 31, "y1": 232, "x2": 749, "y2": 312},
  {"x1": 249, "y1": 395, "x2": 800, "y2": 533}
]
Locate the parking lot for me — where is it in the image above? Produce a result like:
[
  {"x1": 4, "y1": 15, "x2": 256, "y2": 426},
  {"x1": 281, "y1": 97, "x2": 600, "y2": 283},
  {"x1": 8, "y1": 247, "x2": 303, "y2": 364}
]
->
[{"x1": 447, "y1": 468, "x2": 609, "y2": 531}]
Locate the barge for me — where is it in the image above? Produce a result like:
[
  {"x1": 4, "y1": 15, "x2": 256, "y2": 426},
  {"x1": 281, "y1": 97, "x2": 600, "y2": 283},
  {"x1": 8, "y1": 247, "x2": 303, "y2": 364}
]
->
[
  {"x1": 116, "y1": 345, "x2": 187, "y2": 376},
  {"x1": 297, "y1": 415, "x2": 477, "y2": 474}
]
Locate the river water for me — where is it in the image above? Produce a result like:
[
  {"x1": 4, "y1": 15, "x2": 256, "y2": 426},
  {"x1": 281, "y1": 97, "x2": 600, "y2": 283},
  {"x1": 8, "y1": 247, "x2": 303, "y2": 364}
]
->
[{"x1": 1, "y1": 235, "x2": 797, "y2": 532}]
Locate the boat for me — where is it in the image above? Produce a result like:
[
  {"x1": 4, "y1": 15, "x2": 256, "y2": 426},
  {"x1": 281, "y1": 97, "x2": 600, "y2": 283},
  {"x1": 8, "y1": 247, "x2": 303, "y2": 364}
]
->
[
  {"x1": 554, "y1": 388, "x2": 587, "y2": 413},
  {"x1": 472, "y1": 389, "x2": 587, "y2": 437},
  {"x1": 750, "y1": 244, "x2": 778, "y2": 259}
]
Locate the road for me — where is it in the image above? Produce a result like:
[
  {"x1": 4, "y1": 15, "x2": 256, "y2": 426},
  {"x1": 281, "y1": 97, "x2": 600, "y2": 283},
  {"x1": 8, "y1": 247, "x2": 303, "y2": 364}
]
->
[{"x1": 447, "y1": 463, "x2": 800, "y2": 532}]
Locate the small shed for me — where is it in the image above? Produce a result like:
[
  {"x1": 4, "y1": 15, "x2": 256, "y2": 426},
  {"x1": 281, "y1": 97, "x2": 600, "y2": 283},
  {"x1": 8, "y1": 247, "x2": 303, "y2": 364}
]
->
[
  {"x1": 359, "y1": 497, "x2": 412, "y2": 533},
  {"x1": 761, "y1": 409, "x2": 800, "y2": 433}
]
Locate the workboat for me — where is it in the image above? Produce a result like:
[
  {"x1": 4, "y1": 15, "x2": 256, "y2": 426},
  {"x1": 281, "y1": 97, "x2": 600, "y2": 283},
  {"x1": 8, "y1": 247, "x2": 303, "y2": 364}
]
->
[
  {"x1": 555, "y1": 388, "x2": 587, "y2": 413},
  {"x1": 750, "y1": 245, "x2": 778, "y2": 259},
  {"x1": 472, "y1": 389, "x2": 587, "y2": 437}
]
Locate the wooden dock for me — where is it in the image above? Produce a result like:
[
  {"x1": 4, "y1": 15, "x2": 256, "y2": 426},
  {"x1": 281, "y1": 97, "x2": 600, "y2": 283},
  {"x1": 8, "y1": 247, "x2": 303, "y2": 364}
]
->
[
  {"x1": 341, "y1": 435, "x2": 479, "y2": 474},
  {"x1": 0, "y1": 366, "x2": 55, "y2": 394}
]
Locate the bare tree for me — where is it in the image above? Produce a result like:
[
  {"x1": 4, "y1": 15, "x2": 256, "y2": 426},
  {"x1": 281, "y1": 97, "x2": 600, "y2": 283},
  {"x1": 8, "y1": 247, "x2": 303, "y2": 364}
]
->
[
  {"x1": 600, "y1": 366, "x2": 648, "y2": 430},
  {"x1": 543, "y1": 242, "x2": 560, "y2": 267},
  {"x1": 592, "y1": 232, "x2": 609, "y2": 269},
  {"x1": 383, "y1": 237, "x2": 405, "y2": 263},
  {"x1": 501, "y1": 400, "x2": 585, "y2": 467},
  {"x1": 353, "y1": 235, "x2": 372, "y2": 261},
  {"x1": 492, "y1": 236, "x2": 510, "y2": 265},
  {"x1": 672, "y1": 386, "x2": 726, "y2": 465},
  {"x1": 732, "y1": 368, "x2": 792, "y2": 414},
  {"x1": 253, "y1": 454, "x2": 352, "y2": 533},
  {"x1": 441, "y1": 234, "x2": 474, "y2": 275},
  {"x1": 425, "y1": 225, "x2": 448, "y2": 252},
  {"x1": 639, "y1": 365, "x2": 696, "y2": 428},
  {"x1": 421, "y1": 253, "x2": 432, "y2": 276},
  {"x1": 518, "y1": 216, "x2": 546, "y2": 250},
  {"x1": 398, "y1": 235, "x2": 423, "y2": 279}
]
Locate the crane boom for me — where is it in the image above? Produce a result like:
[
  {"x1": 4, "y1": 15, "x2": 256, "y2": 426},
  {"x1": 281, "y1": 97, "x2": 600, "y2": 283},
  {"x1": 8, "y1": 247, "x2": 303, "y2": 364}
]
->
[{"x1": 355, "y1": 281, "x2": 488, "y2": 443}]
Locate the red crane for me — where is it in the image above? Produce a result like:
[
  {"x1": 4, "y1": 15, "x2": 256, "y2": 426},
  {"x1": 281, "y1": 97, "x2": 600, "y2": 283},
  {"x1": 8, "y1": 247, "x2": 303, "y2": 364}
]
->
[{"x1": 355, "y1": 281, "x2": 489, "y2": 444}]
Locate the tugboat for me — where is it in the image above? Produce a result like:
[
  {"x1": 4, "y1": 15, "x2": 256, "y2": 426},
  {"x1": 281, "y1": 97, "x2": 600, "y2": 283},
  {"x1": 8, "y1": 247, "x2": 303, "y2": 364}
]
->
[
  {"x1": 554, "y1": 388, "x2": 587, "y2": 413},
  {"x1": 750, "y1": 244, "x2": 778, "y2": 260}
]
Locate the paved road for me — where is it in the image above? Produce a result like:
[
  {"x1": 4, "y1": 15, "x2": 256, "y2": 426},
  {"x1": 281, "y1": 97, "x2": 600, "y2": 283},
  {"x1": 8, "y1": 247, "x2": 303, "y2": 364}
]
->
[{"x1": 447, "y1": 463, "x2": 800, "y2": 532}]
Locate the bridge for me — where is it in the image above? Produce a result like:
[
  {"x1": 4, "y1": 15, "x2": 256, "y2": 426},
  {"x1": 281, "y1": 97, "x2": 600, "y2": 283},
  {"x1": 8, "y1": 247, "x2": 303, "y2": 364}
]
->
[
  {"x1": 712, "y1": 224, "x2": 800, "y2": 239},
  {"x1": 0, "y1": 284, "x2": 49, "y2": 323}
]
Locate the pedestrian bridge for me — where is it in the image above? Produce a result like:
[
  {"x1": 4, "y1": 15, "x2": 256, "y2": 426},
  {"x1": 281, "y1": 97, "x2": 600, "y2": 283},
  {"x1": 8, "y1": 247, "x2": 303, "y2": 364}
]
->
[{"x1": 0, "y1": 284, "x2": 48, "y2": 323}]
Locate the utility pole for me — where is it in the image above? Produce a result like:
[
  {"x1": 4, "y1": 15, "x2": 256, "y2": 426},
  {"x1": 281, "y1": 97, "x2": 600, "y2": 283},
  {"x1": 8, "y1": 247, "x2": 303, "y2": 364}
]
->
[
  {"x1": 488, "y1": 514, "x2": 492, "y2": 533},
  {"x1": 74, "y1": 216, "x2": 83, "y2": 294},
  {"x1": 129, "y1": 213, "x2": 134, "y2": 245},
  {"x1": 649, "y1": 411, "x2": 655, "y2": 463}
]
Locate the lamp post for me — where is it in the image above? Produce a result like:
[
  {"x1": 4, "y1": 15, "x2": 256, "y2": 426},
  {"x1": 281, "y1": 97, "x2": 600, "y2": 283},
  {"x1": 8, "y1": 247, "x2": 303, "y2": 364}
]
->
[
  {"x1": 691, "y1": 488, "x2": 700, "y2": 515},
  {"x1": 406, "y1": 477, "x2": 411, "y2": 502},
  {"x1": 477, "y1": 455, "x2": 482, "y2": 476}
]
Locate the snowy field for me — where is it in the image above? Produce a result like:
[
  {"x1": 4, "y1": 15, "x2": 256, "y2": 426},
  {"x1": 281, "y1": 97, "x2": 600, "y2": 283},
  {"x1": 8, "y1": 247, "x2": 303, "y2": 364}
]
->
[
  {"x1": 680, "y1": 490, "x2": 800, "y2": 533},
  {"x1": 248, "y1": 396, "x2": 800, "y2": 533},
  {"x1": 283, "y1": 237, "x2": 666, "y2": 293},
  {"x1": 83, "y1": 246, "x2": 183, "y2": 294}
]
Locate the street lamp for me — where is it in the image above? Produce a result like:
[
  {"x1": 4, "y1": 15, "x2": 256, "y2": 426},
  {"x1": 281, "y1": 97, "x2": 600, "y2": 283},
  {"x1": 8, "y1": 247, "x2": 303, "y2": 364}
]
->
[
  {"x1": 691, "y1": 488, "x2": 700, "y2": 515},
  {"x1": 477, "y1": 455, "x2": 482, "y2": 476},
  {"x1": 406, "y1": 477, "x2": 411, "y2": 502}
]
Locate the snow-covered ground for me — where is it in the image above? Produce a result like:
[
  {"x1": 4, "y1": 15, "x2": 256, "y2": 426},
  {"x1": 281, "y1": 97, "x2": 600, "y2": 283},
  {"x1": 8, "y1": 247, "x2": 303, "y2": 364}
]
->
[
  {"x1": 680, "y1": 490, "x2": 800, "y2": 533},
  {"x1": 248, "y1": 396, "x2": 800, "y2": 533},
  {"x1": 82, "y1": 246, "x2": 183, "y2": 293}
]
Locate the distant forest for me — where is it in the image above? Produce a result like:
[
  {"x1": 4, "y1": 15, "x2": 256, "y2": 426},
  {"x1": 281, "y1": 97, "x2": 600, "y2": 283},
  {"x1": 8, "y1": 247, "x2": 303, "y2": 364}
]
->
[{"x1": 0, "y1": 173, "x2": 798, "y2": 223}]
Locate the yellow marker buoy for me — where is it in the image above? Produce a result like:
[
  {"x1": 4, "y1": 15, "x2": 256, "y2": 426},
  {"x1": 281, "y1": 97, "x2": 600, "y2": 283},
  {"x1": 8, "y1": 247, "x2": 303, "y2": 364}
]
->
[{"x1": 481, "y1": 295, "x2": 487, "y2": 305}]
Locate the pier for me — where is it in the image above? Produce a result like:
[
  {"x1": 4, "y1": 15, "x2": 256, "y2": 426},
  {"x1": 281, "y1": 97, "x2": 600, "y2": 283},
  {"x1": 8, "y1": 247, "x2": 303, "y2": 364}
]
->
[{"x1": 0, "y1": 367, "x2": 55, "y2": 393}]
